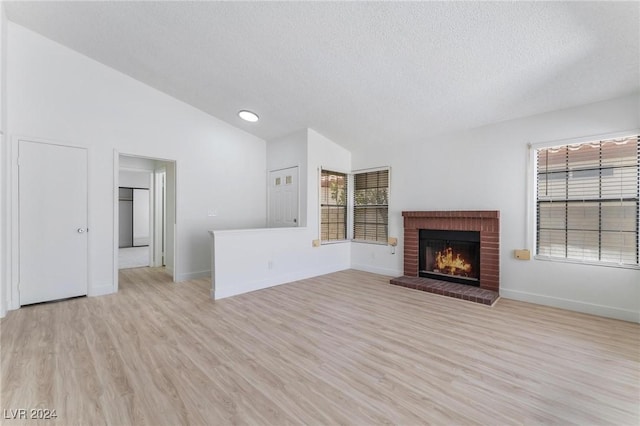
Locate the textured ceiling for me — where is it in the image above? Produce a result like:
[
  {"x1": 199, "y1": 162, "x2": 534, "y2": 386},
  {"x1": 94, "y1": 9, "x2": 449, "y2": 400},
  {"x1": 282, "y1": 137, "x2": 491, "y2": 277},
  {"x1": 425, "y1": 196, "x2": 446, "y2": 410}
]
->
[{"x1": 4, "y1": 1, "x2": 640, "y2": 151}]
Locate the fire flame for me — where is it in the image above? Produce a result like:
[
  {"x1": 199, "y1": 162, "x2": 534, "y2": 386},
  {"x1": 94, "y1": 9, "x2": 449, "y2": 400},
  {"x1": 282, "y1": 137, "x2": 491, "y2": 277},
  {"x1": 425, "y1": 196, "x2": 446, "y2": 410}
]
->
[{"x1": 435, "y1": 247, "x2": 472, "y2": 276}]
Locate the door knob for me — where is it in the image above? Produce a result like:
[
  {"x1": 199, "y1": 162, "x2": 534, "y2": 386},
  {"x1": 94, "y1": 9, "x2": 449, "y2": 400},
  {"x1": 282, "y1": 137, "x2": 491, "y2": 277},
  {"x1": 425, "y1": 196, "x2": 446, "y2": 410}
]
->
[{"x1": 77, "y1": 228, "x2": 85, "y2": 233}]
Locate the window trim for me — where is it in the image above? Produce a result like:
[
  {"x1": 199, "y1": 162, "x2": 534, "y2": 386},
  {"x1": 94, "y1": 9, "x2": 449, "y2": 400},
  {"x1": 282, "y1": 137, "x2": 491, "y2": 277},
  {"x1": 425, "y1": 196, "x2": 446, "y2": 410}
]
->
[
  {"x1": 318, "y1": 166, "x2": 391, "y2": 245},
  {"x1": 529, "y1": 129, "x2": 640, "y2": 270},
  {"x1": 352, "y1": 166, "x2": 390, "y2": 244},
  {"x1": 319, "y1": 167, "x2": 350, "y2": 244}
]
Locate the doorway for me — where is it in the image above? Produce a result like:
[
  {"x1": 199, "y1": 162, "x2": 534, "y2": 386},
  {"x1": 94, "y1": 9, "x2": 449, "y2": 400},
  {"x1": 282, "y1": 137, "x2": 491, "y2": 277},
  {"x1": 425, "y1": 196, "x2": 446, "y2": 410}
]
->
[{"x1": 116, "y1": 154, "x2": 176, "y2": 288}]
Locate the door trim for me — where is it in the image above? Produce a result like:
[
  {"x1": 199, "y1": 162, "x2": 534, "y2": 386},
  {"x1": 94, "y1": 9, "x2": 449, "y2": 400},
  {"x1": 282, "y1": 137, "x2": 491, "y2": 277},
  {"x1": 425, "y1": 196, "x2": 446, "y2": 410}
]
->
[
  {"x1": 11, "y1": 136, "x2": 91, "y2": 309},
  {"x1": 267, "y1": 165, "x2": 301, "y2": 228},
  {"x1": 113, "y1": 150, "x2": 178, "y2": 292},
  {"x1": 153, "y1": 169, "x2": 166, "y2": 267}
]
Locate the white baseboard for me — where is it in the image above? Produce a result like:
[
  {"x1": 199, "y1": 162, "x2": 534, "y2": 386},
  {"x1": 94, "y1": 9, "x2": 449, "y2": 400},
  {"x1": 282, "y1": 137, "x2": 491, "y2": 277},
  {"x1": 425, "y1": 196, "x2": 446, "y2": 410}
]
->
[
  {"x1": 89, "y1": 283, "x2": 115, "y2": 297},
  {"x1": 215, "y1": 263, "x2": 350, "y2": 300},
  {"x1": 176, "y1": 270, "x2": 211, "y2": 282},
  {"x1": 351, "y1": 263, "x2": 403, "y2": 277},
  {"x1": 500, "y1": 288, "x2": 639, "y2": 323}
]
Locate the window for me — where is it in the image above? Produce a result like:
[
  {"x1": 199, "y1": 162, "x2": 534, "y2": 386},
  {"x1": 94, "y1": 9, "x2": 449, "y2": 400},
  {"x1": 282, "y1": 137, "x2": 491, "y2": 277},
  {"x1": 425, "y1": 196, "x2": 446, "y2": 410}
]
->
[
  {"x1": 320, "y1": 168, "x2": 390, "y2": 243},
  {"x1": 320, "y1": 170, "x2": 347, "y2": 241},
  {"x1": 354, "y1": 169, "x2": 389, "y2": 243},
  {"x1": 536, "y1": 135, "x2": 639, "y2": 266}
]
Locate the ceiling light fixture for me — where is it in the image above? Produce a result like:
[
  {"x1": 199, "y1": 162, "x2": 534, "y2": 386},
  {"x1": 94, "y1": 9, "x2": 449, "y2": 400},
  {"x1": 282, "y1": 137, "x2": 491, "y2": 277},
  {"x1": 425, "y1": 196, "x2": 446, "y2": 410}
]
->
[{"x1": 238, "y1": 110, "x2": 259, "y2": 122}]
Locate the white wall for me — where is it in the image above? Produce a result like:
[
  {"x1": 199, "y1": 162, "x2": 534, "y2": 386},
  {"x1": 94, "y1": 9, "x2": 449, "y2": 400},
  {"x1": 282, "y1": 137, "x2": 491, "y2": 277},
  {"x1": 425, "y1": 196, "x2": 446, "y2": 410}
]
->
[
  {"x1": 0, "y1": 3, "x2": 7, "y2": 318},
  {"x1": 211, "y1": 227, "x2": 350, "y2": 299},
  {"x1": 119, "y1": 155, "x2": 157, "y2": 171},
  {"x1": 211, "y1": 128, "x2": 352, "y2": 299},
  {"x1": 4, "y1": 22, "x2": 267, "y2": 309},
  {"x1": 119, "y1": 155, "x2": 155, "y2": 190},
  {"x1": 119, "y1": 170, "x2": 151, "y2": 189},
  {"x1": 307, "y1": 128, "x2": 352, "y2": 231},
  {"x1": 351, "y1": 94, "x2": 640, "y2": 322},
  {"x1": 266, "y1": 129, "x2": 308, "y2": 226}
]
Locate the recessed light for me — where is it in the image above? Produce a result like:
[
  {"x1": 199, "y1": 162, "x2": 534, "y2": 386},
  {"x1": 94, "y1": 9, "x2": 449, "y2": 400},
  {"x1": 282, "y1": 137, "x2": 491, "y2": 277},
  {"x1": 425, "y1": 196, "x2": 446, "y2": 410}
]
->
[{"x1": 238, "y1": 110, "x2": 259, "y2": 122}]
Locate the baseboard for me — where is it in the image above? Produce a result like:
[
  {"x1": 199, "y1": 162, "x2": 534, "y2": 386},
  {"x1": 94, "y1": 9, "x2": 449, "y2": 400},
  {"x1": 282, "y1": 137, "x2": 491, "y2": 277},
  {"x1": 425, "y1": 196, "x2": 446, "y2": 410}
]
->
[
  {"x1": 176, "y1": 270, "x2": 211, "y2": 282},
  {"x1": 500, "y1": 288, "x2": 640, "y2": 323},
  {"x1": 89, "y1": 282, "x2": 115, "y2": 297},
  {"x1": 351, "y1": 263, "x2": 403, "y2": 277},
  {"x1": 215, "y1": 263, "x2": 350, "y2": 300}
]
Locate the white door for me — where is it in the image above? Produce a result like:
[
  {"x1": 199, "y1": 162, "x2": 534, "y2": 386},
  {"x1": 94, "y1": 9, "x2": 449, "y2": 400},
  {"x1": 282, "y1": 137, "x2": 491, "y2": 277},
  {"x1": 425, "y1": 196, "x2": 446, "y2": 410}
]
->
[
  {"x1": 268, "y1": 166, "x2": 299, "y2": 227},
  {"x1": 153, "y1": 170, "x2": 166, "y2": 267},
  {"x1": 19, "y1": 140, "x2": 88, "y2": 305},
  {"x1": 133, "y1": 188, "x2": 150, "y2": 246}
]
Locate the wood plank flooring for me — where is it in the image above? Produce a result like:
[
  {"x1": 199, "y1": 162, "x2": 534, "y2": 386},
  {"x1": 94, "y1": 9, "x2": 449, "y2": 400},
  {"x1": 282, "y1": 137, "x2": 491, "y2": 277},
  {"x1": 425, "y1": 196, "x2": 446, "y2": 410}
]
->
[{"x1": 1, "y1": 268, "x2": 638, "y2": 425}]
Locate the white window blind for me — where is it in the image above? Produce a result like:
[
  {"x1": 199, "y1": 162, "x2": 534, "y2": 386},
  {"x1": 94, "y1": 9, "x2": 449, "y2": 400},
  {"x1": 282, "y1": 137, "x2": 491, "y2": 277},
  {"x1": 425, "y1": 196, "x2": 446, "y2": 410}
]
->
[
  {"x1": 536, "y1": 135, "x2": 639, "y2": 266},
  {"x1": 354, "y1": 169, "x2": 389, "y2": 243}
]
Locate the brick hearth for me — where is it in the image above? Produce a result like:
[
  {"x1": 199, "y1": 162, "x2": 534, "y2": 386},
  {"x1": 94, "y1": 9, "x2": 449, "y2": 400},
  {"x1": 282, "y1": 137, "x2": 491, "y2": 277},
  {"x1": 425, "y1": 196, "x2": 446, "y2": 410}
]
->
[
  {"x1": 389, "y1": 276, "x2": 499, "y2": 305},
  {"x1": 391, "y1": 210, "x2": 500, "y2": 303}
]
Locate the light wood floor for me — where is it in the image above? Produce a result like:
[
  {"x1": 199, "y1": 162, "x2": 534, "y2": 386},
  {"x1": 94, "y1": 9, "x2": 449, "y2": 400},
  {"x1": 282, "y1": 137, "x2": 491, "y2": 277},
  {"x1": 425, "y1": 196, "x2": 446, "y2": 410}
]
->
[{"x1": 1, "y1": 268, "x2": 638, "y2": 425}]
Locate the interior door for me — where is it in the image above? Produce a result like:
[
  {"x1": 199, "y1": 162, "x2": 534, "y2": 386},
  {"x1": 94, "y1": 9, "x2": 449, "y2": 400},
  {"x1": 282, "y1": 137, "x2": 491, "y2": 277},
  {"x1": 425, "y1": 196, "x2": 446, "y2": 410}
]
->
[
  {"x1": 18, "y1": 140, "x2": 88, "y2": 305},
  {"x1": 268, "y1": 166, "x2": 299, "y2": 227},
  {"x1": 133, "y1": 188, "x2": 150, "y2": 246},
  {"x1": 154, "y1": 170, "x2": 166, "y2": 267}
]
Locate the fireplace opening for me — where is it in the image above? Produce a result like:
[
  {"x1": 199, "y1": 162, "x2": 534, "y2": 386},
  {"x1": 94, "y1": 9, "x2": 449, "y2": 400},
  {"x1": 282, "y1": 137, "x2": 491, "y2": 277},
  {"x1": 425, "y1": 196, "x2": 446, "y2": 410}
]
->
[{"x1": 419, "y1": 229, "x2": 480, "y2": 286}]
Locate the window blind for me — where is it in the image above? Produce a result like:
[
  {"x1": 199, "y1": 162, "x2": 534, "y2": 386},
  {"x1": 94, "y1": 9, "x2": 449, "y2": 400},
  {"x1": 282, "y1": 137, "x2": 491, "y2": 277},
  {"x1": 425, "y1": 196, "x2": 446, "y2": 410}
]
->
[
  {"x1": 354, "y1": 169, "x2": 389, "y2": 243},
  {"x1": 320, "y1": 170, "x2": 347, "y2": 241},
  {"x1": 536, "y1": 135, "x2": 639, "y2": 265}
]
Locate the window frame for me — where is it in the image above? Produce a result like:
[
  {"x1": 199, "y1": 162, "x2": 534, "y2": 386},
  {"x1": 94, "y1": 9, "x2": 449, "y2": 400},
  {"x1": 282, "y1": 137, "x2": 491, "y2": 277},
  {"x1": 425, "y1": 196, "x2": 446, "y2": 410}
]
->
[
  {"x1": 319, "y1": 166, "x2": 391, "y2": 245},
  {"x1": 319, "y1": 168, "x2": 349, "y2": 244},
  {"x1": 530, "y1": 130, "x2": 640, "y2": 269},
  {"x1": 352, "y1": 167, "x2": 390, "y2": 245}
]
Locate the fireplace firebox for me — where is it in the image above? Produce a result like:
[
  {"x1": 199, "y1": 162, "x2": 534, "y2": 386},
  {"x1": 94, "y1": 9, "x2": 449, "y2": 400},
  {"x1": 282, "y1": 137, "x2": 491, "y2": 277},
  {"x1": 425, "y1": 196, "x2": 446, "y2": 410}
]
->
[{"x1": 419, "y1": 229, "x2": 480, "y2": 286}]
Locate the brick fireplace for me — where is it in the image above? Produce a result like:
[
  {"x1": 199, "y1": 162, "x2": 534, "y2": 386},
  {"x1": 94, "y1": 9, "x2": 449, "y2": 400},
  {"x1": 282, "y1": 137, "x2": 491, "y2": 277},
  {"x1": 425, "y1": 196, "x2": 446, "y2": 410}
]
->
[{"x1": 391, "y1": 211, "x2": 500, "y2": 304}]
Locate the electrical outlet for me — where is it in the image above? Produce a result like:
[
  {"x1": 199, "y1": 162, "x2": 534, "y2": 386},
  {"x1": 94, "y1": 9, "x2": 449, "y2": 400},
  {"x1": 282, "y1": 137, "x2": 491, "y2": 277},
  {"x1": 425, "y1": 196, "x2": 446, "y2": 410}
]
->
[{"x1": 312, "y1": 239, "x2": 320, "y2": 247}]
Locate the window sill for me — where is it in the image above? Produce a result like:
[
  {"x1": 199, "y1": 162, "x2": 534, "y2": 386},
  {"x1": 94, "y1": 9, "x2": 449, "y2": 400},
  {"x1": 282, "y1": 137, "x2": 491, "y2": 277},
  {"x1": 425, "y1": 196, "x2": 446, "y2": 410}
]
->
[
  {"x1": 321, "y1": 240, "x2": 350, "y2": 246},
  {"x1": 351, "y1": 239, "x2": 388, "y2": 246},
  {"x1": 320, "y1": 239, "x2": 389, "y2": 246},
  {"x1": 534, "y1": 255, "x2": 640, "y2": 270}
]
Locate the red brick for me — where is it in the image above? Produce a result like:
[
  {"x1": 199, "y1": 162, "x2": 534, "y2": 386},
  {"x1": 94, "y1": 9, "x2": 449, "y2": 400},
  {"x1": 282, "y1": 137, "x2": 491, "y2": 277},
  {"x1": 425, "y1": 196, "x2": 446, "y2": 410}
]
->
[
  {"x1": 483, "y1": 244, "x2": 500, "y2": 250},
  {"x1": 402, "y1": 210, "x2": 501, "y2": 292}
]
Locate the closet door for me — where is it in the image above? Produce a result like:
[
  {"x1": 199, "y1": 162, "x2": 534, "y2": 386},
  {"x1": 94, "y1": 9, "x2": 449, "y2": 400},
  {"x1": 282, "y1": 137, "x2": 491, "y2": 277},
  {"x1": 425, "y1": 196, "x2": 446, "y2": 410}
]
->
[{"x1": 133, "y1": 188, "x2": 150, "y2": 246}]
